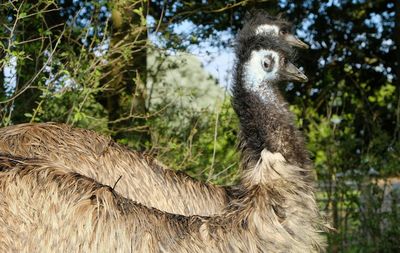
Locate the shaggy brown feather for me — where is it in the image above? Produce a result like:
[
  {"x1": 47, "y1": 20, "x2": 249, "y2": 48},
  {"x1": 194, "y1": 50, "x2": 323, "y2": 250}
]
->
[
  {"x1": 0, "y1": 123, "x2": 230, "y2": 216},
  {"x1": 0, "y1": 151, "x2": 326, "y2": 252}
]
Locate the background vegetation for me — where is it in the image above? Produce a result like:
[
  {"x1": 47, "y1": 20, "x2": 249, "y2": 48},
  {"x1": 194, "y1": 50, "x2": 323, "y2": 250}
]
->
[{"x1": 1, "y1": 0, "x2": 399, "y2": 252}]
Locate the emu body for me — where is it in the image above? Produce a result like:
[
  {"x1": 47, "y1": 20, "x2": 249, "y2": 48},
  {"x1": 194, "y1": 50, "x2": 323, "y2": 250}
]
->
[{"x1": 0, "y1": 151, "x2": 324, "y2": 252}]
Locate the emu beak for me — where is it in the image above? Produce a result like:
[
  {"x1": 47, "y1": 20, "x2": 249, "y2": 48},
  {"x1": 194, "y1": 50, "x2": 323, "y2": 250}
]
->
[
  {"x1": 285, "y1": 34, "x2": 309, "y2": 49},
  {"x1": 282, "y1": 62, "x2": 308, "y2": 82}
]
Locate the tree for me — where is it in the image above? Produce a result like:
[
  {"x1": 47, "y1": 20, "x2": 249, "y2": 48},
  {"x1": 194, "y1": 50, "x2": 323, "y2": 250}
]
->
[
  {"x1": 1, "y1": 1, "x2": 399, "y2": 251},
  {"x1": 0, "y1": 1, "x2": 149, "y2": 148}
]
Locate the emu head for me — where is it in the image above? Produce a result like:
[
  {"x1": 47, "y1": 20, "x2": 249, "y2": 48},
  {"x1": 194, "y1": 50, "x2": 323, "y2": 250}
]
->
[
  {"x1": 234, "y1": 32, "x2": 307, "y2": 104},
  {"x1": 243, "y1": 10, "x2": 309, "y2": 49}
]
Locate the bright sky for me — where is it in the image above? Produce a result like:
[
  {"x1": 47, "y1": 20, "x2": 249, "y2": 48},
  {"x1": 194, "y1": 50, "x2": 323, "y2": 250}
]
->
[
  {"x1": 190, "y1": 38, "x2": 235, "y2": 88},
  {"x1": 3, "y1": 56, "x2": 17, "y2": 91}
]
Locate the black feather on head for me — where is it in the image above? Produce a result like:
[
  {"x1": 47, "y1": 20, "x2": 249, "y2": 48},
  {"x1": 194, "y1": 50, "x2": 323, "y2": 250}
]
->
[
  {"x1": 235, "y1": 9, "x2": 297, "y2": 65},
  {"x1": 234, "y1": 29, "x2": 296, "y2": 64}
]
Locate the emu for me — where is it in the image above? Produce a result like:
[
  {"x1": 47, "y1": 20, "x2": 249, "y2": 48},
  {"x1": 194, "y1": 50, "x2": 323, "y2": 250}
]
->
[
  {"x1": 0, "y1": 11, "x2": 309, "y2": 216},
  {"x1": 0, "y1": 30, "x2": 327, "y2": 252}
]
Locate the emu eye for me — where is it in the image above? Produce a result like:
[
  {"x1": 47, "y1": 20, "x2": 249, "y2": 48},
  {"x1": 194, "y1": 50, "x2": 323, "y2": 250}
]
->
[
  {"x1": 280, "y1": 28, "x2": 288, "y2": 35},
  {"x1": 262, "y1": 56, "x2": 273, "y2": 71},
  {"x1": 283, "y1": 57, "x2": 288, "y2": 65}
]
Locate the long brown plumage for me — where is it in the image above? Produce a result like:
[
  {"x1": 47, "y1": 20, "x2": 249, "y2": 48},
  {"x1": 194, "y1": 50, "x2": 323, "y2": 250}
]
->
[
  {"x1": 0, "y1": 122, "x2": 229, "y2": 216},
  {"x1": 0, "y1": 149, "x2": 325, "y2": 252}
]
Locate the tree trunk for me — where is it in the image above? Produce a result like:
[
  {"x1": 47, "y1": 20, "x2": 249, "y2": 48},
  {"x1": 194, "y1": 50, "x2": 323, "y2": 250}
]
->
[{"x1": 97, "y1": 0, "x2": 149, "y2": 149}]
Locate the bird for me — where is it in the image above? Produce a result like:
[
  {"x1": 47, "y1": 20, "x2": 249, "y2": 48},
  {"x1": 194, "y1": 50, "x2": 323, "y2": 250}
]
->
[
  {"x1": 0, "y1": 11, "x2": 310, "y2": 217},
  {"x1": 0, "y1": 26, "x2": 327, "y2": 252}
]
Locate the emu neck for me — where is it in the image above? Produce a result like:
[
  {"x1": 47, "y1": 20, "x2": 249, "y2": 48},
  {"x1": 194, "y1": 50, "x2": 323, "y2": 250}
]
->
[{"x1": 232, "y1": 82, "x2": 312, "y2": 176}]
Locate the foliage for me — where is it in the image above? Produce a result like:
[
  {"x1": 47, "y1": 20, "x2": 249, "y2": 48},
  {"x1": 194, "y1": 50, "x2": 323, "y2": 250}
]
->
[{"x1": 146, "y1": 47, "x2": 238, "y2": 183}]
